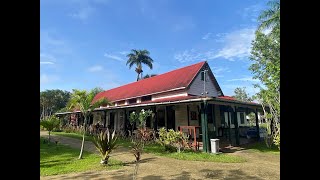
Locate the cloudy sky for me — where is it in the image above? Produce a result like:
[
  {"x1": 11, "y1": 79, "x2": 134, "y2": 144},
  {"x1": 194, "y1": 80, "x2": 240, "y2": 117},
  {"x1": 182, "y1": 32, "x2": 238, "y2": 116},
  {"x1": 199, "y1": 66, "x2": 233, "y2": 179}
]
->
[{"x1": 40, "y1": 0, "x2": 267, "y2": 96}]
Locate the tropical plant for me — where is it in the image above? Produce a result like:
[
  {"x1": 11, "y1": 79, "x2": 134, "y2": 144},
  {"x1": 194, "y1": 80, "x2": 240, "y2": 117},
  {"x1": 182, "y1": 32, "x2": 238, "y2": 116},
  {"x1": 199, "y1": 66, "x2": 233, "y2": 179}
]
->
[
  {"x1": 129, "y1": 111, "x2": 139, "y2": 136},
  {"x1": 157, "y1": 127, "x2": 189, "y2": 153},
  {"x1": 68, "y1": 89, "x2": 111, "y2": 159},
  {"x1": 258, "y1": 0, "x2": 280, "y2": 36},
  {"x1": 138, "y1": 109, "x2": 153, "y2": 129},
  {"x1": 92, "y1": 129, "x2": 118, "y2": 165},
  {"x1": 126, "y1": 49, "x2": 154, "y2": 81},
  {"x1": 40, "y1": 115, "x2": 60, "y2": 143}
]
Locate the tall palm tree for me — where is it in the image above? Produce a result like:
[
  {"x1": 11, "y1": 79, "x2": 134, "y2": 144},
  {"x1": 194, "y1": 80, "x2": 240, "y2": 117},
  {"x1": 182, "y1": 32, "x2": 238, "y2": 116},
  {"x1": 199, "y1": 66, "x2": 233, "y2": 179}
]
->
[
  {"x1": 126, "y1": 49, "x2": 154, "y2": 81},
  {"x1": 258, "y1": 0, "x2": 280, "y2": 34},
  {"x1": 68, "y1": 89, "x2": 111, "y2": 159}
]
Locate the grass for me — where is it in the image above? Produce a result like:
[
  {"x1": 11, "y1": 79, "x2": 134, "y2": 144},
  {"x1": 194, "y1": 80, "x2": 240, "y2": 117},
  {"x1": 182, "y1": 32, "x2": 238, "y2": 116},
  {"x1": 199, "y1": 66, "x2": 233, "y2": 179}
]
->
[
  {"x1": 52, "y1": 131, "x2": 94, "y2": 141},
  {"x1": 52, "y1": 131, "x2": 133, "y2": 148},
  {"x1": 244, "y1": 141, "x2": 280, "y2": 154},
  {"x1": 143, "y1": 143, "x2": 246, "y2": 163},
  {"x1": 40, "y1": 137, "x2": 123, "y2": 176}
]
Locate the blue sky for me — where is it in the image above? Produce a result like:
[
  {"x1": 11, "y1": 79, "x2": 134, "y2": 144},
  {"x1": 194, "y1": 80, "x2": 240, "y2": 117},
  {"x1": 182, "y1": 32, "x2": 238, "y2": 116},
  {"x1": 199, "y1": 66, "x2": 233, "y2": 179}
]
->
[{"x1": 40, "y1": 0, "x2": 268, "y2": 96}]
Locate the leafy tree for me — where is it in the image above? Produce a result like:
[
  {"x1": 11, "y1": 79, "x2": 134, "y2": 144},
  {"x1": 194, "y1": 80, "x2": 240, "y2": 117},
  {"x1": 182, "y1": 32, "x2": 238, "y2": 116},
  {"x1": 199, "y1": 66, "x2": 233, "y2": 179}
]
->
[
  {"x1": 40, "y1": 115, "x2": 60, "y2": 143},
  {"x1": 126, "y1": 49, "x2": 154, "y2": 81},
  {"x1": 68, "y1": 89, "x2": 111, "y2": 159},
  {"x1": 250, "y1": 0, "x2": 280, "y2": 149},
  {"x1": 40, "y1": 89, "x2": 71, "y2": 119},
  {"x1": 232, "y1": 87, "x2": 253, "y2": 102},
  {"x1": 91, "y1": 87, "x2": 104, "y2": 96}
]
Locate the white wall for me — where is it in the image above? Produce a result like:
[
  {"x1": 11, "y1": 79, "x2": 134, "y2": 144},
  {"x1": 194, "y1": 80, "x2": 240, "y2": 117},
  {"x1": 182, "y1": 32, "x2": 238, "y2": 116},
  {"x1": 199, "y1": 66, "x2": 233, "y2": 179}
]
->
[
  {"x1": 175, "y1": 104, "x2": 188, "y2": 130},
  {"x1": 152, "y1": 90, "x2": 188, "y2": 101},
  {"x1": 188, "y1": 71, "x2": 219, "y2": 97}
]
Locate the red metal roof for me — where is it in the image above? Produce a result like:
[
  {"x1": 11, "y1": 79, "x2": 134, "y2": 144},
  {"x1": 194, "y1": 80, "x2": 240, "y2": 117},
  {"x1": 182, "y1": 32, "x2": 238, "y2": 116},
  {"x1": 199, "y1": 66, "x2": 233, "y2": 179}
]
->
[
  {"x1": 217, "y1": 96, "x2": 258, "y2": 104},
  {"x1": 217, "y1": 96, "x2": 237, "y2": 100},
  {"x1": 93, "y1": 61, "x2": 206, "y2": 103}
]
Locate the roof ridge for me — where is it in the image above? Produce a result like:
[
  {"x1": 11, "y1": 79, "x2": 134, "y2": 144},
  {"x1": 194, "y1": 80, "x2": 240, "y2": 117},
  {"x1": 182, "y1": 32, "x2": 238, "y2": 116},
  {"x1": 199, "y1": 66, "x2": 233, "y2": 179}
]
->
[{"x1": 102, "y1": 61, "x2": 206, "y2": 92}]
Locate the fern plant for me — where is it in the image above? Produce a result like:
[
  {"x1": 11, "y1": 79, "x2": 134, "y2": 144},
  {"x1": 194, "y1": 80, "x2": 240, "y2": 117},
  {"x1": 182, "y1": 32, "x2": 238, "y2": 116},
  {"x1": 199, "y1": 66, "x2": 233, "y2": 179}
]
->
[{"x1": 92, "y1": 129, "x2": 118, "y2": 165}]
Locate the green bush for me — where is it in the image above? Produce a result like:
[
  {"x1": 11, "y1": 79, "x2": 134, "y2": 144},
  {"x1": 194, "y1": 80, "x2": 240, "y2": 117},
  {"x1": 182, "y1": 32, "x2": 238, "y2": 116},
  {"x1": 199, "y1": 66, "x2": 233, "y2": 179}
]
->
[{"x1": 157, "y1": 127, "x2": 189, "y2": 153}]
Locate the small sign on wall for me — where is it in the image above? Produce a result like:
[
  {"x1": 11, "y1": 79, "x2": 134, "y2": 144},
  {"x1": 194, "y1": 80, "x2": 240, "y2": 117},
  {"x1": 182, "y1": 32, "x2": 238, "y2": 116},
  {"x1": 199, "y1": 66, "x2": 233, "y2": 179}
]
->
[{"x1": 191, "y1": 111, "x2": 197, "y2": 120}]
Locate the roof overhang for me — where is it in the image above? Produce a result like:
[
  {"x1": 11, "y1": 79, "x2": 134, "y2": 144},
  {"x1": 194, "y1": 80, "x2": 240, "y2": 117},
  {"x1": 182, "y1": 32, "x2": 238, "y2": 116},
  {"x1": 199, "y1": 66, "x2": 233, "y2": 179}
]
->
[{"x1": 56, "y1": 96, "x2": 263, "y2": 115}]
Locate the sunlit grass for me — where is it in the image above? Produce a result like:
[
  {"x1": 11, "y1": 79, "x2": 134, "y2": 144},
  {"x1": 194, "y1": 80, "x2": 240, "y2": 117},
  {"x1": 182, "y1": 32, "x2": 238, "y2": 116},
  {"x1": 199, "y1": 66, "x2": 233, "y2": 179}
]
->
[
  {"x1": 143, "y1": 143, "x2": 246, "y2": 163},
  {"x1": 40, "y1": 137, "x2": 123, "y2": 176}
]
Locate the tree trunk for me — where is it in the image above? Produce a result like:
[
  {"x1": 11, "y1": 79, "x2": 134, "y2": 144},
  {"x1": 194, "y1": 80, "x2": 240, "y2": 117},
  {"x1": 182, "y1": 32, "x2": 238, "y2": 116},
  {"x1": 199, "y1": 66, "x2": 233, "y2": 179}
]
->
[
  {"x1": 100, "y1": 156, "x2": 110, "y2": 165},
  {"x1": 136, "y1": 73, "x2": 140, "y2": 81},
  {"x1": 48, "y1": 131, "x2": 51, "y2": 143},
  {"x1": 78, "y1": 116, "x2": 86, "y2": 159},
  {"x1": 133, "y1": 160, "x2": 140, "y2": 180}
]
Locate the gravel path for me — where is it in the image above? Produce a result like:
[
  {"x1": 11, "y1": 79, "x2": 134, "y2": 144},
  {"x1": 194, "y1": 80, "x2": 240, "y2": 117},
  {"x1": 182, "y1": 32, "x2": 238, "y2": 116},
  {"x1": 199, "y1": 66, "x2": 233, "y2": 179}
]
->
[{"x1": 40, "y1": 131, "x2": 280, "y2": 180}]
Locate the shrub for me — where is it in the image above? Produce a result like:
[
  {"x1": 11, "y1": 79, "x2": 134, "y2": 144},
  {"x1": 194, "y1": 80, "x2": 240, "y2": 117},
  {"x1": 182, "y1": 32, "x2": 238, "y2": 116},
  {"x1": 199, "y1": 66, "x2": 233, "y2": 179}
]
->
[
  {"x1": 157, "y1": 127, "x2": 189, "y2": 153},
  {"x1": 92, "y1": 129, "x2": 118, "y2": 165}
]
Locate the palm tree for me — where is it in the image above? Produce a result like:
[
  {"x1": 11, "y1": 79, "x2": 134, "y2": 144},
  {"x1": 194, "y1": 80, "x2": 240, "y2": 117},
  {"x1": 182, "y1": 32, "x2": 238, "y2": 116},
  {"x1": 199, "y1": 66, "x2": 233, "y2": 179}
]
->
[
  {"x1": 68, "y1": 89, "x2": 111, "y2": 159},
  {"x1": 126, "y1": 49, "x2": 154, "y2": 81},
  {"x1": 258, "y1": 0, "x2": 280, "y2": 34}
]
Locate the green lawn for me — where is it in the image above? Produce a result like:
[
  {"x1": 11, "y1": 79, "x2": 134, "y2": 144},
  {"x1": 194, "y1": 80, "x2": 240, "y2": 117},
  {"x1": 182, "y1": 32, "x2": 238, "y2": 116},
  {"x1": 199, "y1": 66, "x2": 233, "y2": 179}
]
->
[
  {"x1": 244, "y1": 141, "x2": 280, "y2": 154},
  {"x1": 52, "y1": 131, "x2": 132, "y2": 148},
  {"x1": 143, "y1": 143, "x2": 246, "y2": 163},
  {"x1": 40, "y1": 137, "x2": 122, "y2": 176},
  {"x1": 52, "y1": 132, "x2": 94, "y2": 142}
]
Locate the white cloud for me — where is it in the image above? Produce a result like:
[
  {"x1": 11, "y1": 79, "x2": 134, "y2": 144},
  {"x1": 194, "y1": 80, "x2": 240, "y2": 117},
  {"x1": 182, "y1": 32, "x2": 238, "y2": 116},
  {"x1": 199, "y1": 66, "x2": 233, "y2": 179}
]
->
[
  {"x1": 227, "y1": 77, "x2": 260, "y2": 82},
  {"x1": 202, "y1": 33, "x2": 212, "y2": 40},
  {"x1": 104, "y1": 53, "x2": 124, "y2": 61},
  {"x1": 240, "y1": 4, "x2": 263, "y2": 22},
  {"x1": 119, "y1": 51, "x2": 129, "y2": 55},
  {"x1": 40, "y1": 74, "x2": 59, "y2": 84},
  {"x1": 212, "y1": 27, "x2": 256, "y2": 60},
  {"x1": 211, "y1": 67, "x2": 230, "y2": 77},
  {"x1": 40, "y1": 53, "x2": 56, "y2": 62},
  {"x1": 67, "y1": 0, "x2": 110, "y2": 21},
  {"x1": 40, "y1": 30, "x2": 72, "y2": 55},
  {"x1": 174, "y1": 27, "x2": 256, "y2": 62},
  {"x1": 70, "y1": 6, "x2": 95, "y2": 21},
  {"x1": 88, "y1": 65, "x2": 104, "y2": 72},
  {"x1": 40, "y1": 61, "x2": 54, "y2": 65}
]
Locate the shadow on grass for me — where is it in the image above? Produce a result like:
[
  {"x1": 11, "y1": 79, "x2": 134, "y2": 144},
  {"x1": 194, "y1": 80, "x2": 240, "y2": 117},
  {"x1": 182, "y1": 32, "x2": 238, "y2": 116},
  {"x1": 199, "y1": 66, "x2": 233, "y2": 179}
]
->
[{"x1": 219, "y1": 141, "x2": 280, "y2": 154}]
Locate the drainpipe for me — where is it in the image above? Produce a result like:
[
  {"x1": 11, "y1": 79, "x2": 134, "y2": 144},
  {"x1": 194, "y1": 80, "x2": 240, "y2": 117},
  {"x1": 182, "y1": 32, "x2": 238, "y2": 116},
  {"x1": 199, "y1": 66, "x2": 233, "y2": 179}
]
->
[{"x1": 201, "y1": 100, "x2": 209, "y2": 152}]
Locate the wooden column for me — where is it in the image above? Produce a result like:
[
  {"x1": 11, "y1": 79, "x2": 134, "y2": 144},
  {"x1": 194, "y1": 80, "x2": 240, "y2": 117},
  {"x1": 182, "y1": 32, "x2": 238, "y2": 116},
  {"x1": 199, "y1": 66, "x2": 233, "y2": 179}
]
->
[
  {"x1": 103, "y1": 110, "x2": 107, "y2": 128},
  {"x1": 233, "y1": 106, "x2": 240, "y2": 146},
  {"x1": 227, "y1": 110, "x2": 232, "y2": 145},
  {"x1": 201, "y1": 101, "x2": 209, "y2": 152},
  {"x1": 187, "y1": 105, "x2": 190, "y2": 126},
  {"x1": 255, "y1": 109, "x2": 260, "y2": 140}
]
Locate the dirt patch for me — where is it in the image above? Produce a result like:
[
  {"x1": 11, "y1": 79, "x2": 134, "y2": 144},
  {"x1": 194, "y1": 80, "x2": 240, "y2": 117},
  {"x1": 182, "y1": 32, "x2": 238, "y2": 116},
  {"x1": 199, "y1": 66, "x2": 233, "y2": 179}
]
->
[{"x1": 40, "y1": 131, "x2": 279, "y2": 180}]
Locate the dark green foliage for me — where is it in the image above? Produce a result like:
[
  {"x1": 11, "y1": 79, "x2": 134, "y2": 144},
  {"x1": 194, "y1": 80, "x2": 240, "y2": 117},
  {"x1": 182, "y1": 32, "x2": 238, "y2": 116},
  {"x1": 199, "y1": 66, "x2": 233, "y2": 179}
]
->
[
  {"x1": 40, "y1": 115, "x2": 60, "y2": 143},
  {"x1": 232, "y1": 87, "x2": 253, "y2": 102}
]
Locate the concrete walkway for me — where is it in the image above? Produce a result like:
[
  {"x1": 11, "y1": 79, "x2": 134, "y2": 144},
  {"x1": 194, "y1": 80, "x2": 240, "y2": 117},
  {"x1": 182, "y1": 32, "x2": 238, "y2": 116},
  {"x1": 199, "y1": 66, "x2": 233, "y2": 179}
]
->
[{"x1": 40, "y1": 131, "x2": 280, "y2": 180}]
